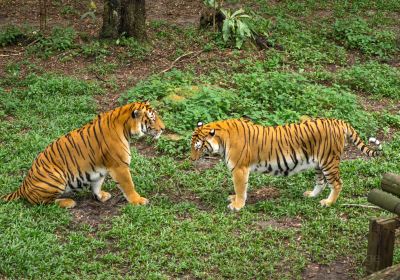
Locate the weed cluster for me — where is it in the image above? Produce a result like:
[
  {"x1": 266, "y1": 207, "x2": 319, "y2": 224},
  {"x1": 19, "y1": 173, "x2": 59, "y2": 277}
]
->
[
  {"x1": 28, "y1": 27, "x2": 77, "y2": 58},
  {"x1": 337, "y1": 62, "x2": 400, "y2": 99},
  {"x1": 0, "y1": 25, "x2": 33, "y2": 47},
  {"x1": 333, "y1": 18, "x2": 398, "y2": 59}
]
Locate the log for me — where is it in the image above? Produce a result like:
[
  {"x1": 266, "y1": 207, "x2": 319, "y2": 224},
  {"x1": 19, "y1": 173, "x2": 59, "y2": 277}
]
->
[
  {"x1": 364, "y1": 262, "x2": 400, "y2": 279},
  {"x1": 366, "y1": 218, "x2": 400, "y2": 274},
  {"x1": 381, "y1": 173, "x2": 400, "y2": 197},
  {"x1": 367, "y1": 189, "x2": 400, "y2": 215}
]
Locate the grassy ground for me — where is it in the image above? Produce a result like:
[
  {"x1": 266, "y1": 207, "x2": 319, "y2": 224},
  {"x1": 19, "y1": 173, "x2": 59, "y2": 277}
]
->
[{"x1": 0, "y1": 0, "x2": 400, "y2": 279}]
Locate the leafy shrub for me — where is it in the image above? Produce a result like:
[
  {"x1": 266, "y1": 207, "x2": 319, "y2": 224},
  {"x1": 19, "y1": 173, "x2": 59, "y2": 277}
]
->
[
  {"x1": 0, "y1": 26, "x2": 29, "y2": 47},
  {"x1": 116, "y1": 37, "x2": 150, "y2": 59},
  {"x1": 221, "y1": 8, "x2": 254, "y2": 49},
  {"x1": 271, "y1": 18, "x2": 347, "y2": 66},
  {"x1": 337, "y1": 62, "x2": 400, "y2": 99},
  {"x1": 333, "y1": 18, "x2": 398, "y2": 58},
  {"x1": 81, "y1": 41, "x2": 110, "y2": 58},
  {"x1": 28, "y1": 27, "x2": 77, "y2": 57}
]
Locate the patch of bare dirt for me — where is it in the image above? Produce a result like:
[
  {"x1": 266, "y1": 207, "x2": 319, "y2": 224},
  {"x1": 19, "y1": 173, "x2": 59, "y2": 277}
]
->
[
  {"x1": 357, "y1": 93, "x2": 400, "y2": 115},
  {"x1": 66, "y1": 188, "x2": 125, "y2": 229},
  {"x1": 253, "y1": 216, "x2": 302, "y2": 230},
  {"x1": 192, "y1": 157, "x2": 221, "y2": 171},
  {"x1": 147, "y1": 0, "x2": 203, "y2": 26},
  {"x1": 161, "y1": 187, "x2": 211, "y2": 211},
  {"x1": 130, "y1": 137, "x2": 160, "y2": 158},
  {"x1": 302, "y1": 258, "x2": 357, "y2": 280},
  {"x1": 247, "y1": 186, "x2": 280, "y2": 204}
]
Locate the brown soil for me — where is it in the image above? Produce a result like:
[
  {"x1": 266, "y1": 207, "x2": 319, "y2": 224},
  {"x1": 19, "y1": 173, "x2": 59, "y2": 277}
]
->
[
  {"x1": 161, "y1": 186, "x2": 212, "y2": 211},
  {"x1": 247, "y1": 186, "x2": 280, "y2": 204},
  {"x1": 66, "y1": 188, "x2": 126, "y2": 229},
  {"x1": 302, "y1": 258, "x2": 357, "y2": 280},
  {"x1": 192, "y1": 157, "x2": 221, "y2": 171},
  {"x1": 253, "y1": 216, "x2": 302, "y2": 230}
]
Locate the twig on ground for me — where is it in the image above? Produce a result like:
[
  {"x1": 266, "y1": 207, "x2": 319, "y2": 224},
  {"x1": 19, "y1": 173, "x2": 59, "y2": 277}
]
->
[
  {"x1": 159, "y1": 50, "x2": 203, "y2": 74},
  {"x1": 0, "y1": 53, "x2": 23, "y2": 57},
  {"x1": 342, "y1": 203, "x2": 381, "y2": 210},
  {"x1": 94, "y1": 73, "x2": 107, "y2": 82}
]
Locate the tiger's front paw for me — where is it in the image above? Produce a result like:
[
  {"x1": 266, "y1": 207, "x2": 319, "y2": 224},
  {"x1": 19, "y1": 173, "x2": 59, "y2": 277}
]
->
[
  {"x1": 98, "y1": 191, "x2": 112, "y2": 202},
  {"x1": 130, "y1": 196, "x2": 149, "y2": 205},
  {"x1": 228, "y1": 200, "x2": 245, "y2": 211},
  {"x1": 319, "y1": 199, "x2": 333, "y2": 207}
]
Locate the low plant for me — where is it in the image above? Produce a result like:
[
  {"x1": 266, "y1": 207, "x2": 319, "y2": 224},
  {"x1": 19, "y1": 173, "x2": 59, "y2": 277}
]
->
[
  {"x1": 337, "y1": 62, "x2": 400, "y2": 99},
  {"x1": 81, "y1": 41, "x2": 110, "y2": 58},
  {"x1": 221, "y1": 8, "x2": 255, "y2": 48},
  {"x1": 333, "y1": 18, "x2": 398, "y2": 58},
  {"x1": 0, "y1": 26, "x2": 30, "y2": 47},
  {"x1": 116, "y1": 36, "x2": 150, "y2": 59},
  {"x1": 28, "y1": 27, "x2": 77, "y2": 58}
]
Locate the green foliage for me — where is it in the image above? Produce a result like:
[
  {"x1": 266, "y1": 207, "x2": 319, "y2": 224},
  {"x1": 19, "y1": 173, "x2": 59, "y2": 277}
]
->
[
  {"x1": 81, "y1": 41, "x2": 110, "y2": 58},
  {"x1": 116, "y1": 36, "x2": 150, "y2": 59},
  {"x1": 0, "y1": 25, "x2": 30, "y2": 47},
  {"x1": 28, "y1": 27, "x2": 77, "y2": 57},
  {"x1": 221, "y1": 8, "x2": 254, "y2": 49},
  {"x1": 333, "y1": 18, "x2": 398, "y2": 58},
  {"x1": 337, "y1": 62, "x2": 400, "y2": 99}
]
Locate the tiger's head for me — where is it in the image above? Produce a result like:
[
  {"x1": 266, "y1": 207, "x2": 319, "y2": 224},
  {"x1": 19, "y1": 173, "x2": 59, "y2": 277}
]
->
[
  {"x1": 190, "y1": 121, "x2": 220, "y2": 161},
  {"x1": 129, "y1": 101, "x2": 165, "y2": 139}
]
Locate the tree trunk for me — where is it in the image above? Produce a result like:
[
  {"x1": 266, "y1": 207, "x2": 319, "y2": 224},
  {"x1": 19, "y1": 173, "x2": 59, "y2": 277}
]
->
[
  {"x1": 100, "y1": 0, "x2": 146, "y2": 41},
  {"x1": 100, "y1": 0, "x2": 121, "y2": 38},
  {"x1": 120, "y1": 0, "x2": 147, "y2": 41}
]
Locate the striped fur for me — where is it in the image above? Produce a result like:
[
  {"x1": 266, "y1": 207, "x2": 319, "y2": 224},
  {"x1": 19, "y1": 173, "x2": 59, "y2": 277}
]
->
[
  {"x1": 191, "y1": 118, "x2": 382, "y2": 210},
  {"x1": 2, "y1": 101, "x2": 165, "y2": 208}
]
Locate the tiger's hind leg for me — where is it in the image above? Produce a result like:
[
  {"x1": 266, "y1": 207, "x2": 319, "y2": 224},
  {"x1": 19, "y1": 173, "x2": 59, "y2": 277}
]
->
[
  {"x1": 304, "y1": 168, "x2": 326, "y2": 198},
  {"x1": 91, "y1": 176, "x2": 111, "y2": 203},
  {"x1": 320, "y1": 165, "x2": 342, "y2": 207},
  {"x1": 55, "y1": 198, "x2": 77, "y2": 208}
]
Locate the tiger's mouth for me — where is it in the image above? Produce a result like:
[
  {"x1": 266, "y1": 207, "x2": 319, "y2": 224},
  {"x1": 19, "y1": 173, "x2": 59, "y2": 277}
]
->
[{"x1": 146, "y1": 128, "x2": 163, "y2": 140}]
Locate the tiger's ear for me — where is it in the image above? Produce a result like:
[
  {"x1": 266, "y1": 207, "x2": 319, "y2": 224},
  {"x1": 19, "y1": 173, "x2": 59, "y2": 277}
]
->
[
  {"x1": 144, "y1": 100, "x2": 150, "y2": 105},
  {"x1": 197, "y1": 121, "x2": 203, "y2": 127},
  {"x1": 209, "y1": 129, "x2": 215, "y2": 136}
]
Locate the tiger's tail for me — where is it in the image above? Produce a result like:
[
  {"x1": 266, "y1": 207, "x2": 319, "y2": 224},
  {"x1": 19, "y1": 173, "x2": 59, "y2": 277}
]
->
[
  {"x1": 1, "y1": 187, "x2": 23, "y2": 202},
  {"x1": 346, "y1": 124, "x2": 382, "y2": 157}
]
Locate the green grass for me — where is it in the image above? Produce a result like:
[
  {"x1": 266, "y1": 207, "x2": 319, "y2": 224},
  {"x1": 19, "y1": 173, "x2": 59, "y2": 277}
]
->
[{"x1": 1, "y1": 0, "x2": 400, "y2": 278}]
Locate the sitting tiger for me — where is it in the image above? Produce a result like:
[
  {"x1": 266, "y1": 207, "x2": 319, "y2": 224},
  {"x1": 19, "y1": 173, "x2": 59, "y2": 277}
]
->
[
  {"x1": 1, "y1": 101, "x2": 165, "y2": 208},
  {"x1": 191, "y1": 118, "x2": 382, "y2": 211}
]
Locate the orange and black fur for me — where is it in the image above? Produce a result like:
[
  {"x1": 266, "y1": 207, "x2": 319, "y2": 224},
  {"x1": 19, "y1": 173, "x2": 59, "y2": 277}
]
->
[
  {"x1": 191, "y1": 118, "x2": 382, "y2": 211},
  {"x1": 2, "y1": 101, "x2": 165, "y2": 208}
]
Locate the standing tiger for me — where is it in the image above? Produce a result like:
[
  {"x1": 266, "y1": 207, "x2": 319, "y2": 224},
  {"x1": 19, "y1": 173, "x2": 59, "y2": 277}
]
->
[
  {"x1": 1, "y1": 101, "x2": 165, "y2": 208},
  {"x1": 191, "y1": 118, "x2": 382, "y2": 211}
]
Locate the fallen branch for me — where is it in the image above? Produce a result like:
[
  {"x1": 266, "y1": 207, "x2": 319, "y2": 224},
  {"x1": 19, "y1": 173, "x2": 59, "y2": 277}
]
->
[
  {"x1": 159, "y1": 50, "x2": 203, "y2": 74},
  {"x1": 0, "y1": 52, "x2": 23, "y2": 57},
  {"x1": 342, "y1": 203, "x2": 381, "y2": 210},
  {"x1": 94, "y1": 73, "x2": 107, "y2": 82}
]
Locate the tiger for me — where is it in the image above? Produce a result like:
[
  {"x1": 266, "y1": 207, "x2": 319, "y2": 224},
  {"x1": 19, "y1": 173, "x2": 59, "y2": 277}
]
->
[
  {"x1": 1, "y1": 101, "x2": 165, "y2": 208},
  {"x1": 190, "y1": 118, "x2": 382, "y2": 211}
]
